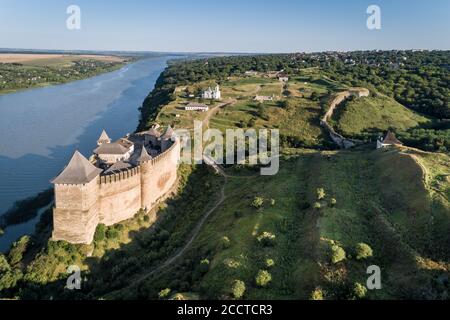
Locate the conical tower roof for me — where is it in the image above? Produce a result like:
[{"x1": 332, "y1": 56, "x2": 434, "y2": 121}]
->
[
  {"x1": 97, "y1": 129, "x2": 111, "y2": 144},
  {"x1": 51, "y1": 151, "x2": 103, "y2": 184},
  {"x1": 383, "y1": 131, "x2": 403, "y2": 145},
  {"x1": 161, "y1": 125, "x2": 175, "y2": 140},
  {"x1": 136, "y1": 146, "x2": 152, "y2": 164}
]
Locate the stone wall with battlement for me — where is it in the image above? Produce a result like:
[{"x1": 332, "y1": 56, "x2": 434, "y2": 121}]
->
[{"x1": 52, "y1": 138, "x2": 180, "y2": 244}]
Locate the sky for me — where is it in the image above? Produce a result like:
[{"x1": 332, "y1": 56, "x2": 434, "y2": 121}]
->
[{"x1": 0, "y1": 0, "x2": 449, "y2": 53}]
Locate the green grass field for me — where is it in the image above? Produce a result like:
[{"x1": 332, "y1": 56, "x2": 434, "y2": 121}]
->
[
  {"x1": 156, "y1": 148, "x2": 450, "y2": 300},
  {"x1": 330, "y1": 94, "x2": 432, "y2": 139}
]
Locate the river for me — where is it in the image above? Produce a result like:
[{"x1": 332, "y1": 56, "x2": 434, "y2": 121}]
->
[{"x1": 0, "y1": 55, "x2": 175, "y2": 252}]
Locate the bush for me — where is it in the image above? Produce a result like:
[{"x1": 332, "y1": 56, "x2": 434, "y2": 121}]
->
[
  {"x1": 352, "y1": 282, "x2": 367, "y2": 299},
  {"x1": 106, "y1": 228, "x2": 119, "y2": 239},
  {"x1": 8, "y1": 235, "x2": 30, "y2": 266},
  {"x1": 115, "y1": 224, "x2": 125, "y2": 231},
  {"x1": 313, "y1": 202, "x2": 322, "y2": 210},
  {"x1": 355, "y1": 243, "x2": 373, "y2": 260},
  {"x1": 231, "y1": 280, "x2": 246, "y2": 299},
  {"x1": 198, "y1": 258, "x2": 210, "y2": 274},
  {"x1": 329, "y1": 198, "x2": 337, "y2": 207},
  {"x1": 224, "y1": 258, "x2": 241, "y2": 269},
  {"x1": 310, "y1": 287, "x2": 325, "y2": 300},
  {"x1": 0, "y1": 269, "x2": 22, "y2": 291},
  {"x1": 94, "y1": 224, "x2": 106, "y2": 242},
  {"x1": 265, "y1": 258, "x2": 275, "y2": 268},
  {"x1": 158, "y1": 288, "x2": 171, "y2": 299},
  {"x1": 330, "y1": 244, "x2": 346, "y2": 264},
  {"x1": 257, "y1": 232, "x2": 276, "y2": 246},
  {"x1": 220, "y1": 236, "x2": 231, "y2": 249},
  {"x1": 0, "y1": 254, "x2": 10, "y2": 273},
  {"x1": 255, "y1": 270, "x2": 272, "y2": 287},
  {"x1": 316, "y1": 188, "x2": 326, "y2": 200},
  {"x1": 251, "y1": 196, "x2": 264, "y2": 209}
]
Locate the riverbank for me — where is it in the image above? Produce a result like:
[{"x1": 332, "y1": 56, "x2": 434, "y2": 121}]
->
[
  {"x1": 0, "y1": 55, "x2": 173, "y2": 252},
  {"x1": 0, "y1": 54, "x2": 133, "y2": 95}
]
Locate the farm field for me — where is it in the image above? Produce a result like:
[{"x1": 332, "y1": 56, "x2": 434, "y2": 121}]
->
[{"x1": 0, "y1": 53, "x2": 128, "y2": 94}]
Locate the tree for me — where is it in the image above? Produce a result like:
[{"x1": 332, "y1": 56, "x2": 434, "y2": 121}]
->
[
  {"x1": 199, "y1": 258, "x2": 210, "y2": 274},
  {"x1": 221, "y1": 236, "x2": 231, "y2": 249},
  {"x1": 330, "y1": 244, "x2": 346, "y2": 264},
  {"x1": 316, "y1": 188, "x2": 326, "y2": 200},
  {"x1": 94, "y1": 224, "x2": 106, "y2": 242},
  {"x1": 231, "y1": 280, "x2": 246, "y2": 299},
  {"x1": 313, "y1": 202, "x2": 322, "y2": 210},
  {"x1": 251, "y1": 196, "x2": 264, "y2": 209},
  {"x1": 310, "y1": 287, "x2": 325, "y2": 300},
  {"x1": 106, "y1": 228, "x2": 119, "y2": 239},
  {"x1": 329, "y1": 198, "x2": 337, "y2": 207},
  {"x1": 352, "y1": 282, "x2": 367, "y2": 299},
  {"x1": 257, "y1": 232, "x2": 276, "y2": 246},
  {"x1": 8, "y1": 235, "x2": 30, "y2": 267},
  {"x1": 255, "y1": 270, "x2": 272, "y2": 287},
  {"x1": 0, "y1": 254, "x2": 10, "y2": 273},
  {"x1": 158, "y1": 288, "x2": 171, "y2": 299},
  {"x1": 355, "y1": 243, "x2": 373, "y2": 260},
  {"x1": 265, "y1": 258, "x2": 275, "y2": 268}
]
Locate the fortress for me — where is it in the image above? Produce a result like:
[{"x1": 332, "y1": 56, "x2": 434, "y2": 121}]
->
[{"x1": 51, "y1": 124, "x2": 180, "y2": 244}]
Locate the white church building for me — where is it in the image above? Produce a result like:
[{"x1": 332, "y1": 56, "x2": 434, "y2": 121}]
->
[{"x1": 201, "y1": 85, "x2": 221, "y2": 100}]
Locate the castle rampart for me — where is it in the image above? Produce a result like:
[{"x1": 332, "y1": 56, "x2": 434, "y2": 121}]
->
[{"x1": 51, "y1": 130, "x2": 180, "y2": 244}]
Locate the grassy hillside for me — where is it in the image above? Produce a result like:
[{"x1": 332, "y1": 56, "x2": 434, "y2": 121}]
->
[
  {"x1": 330, "y1": 94, "x2": 432, "y2": 140},
  {"x1": 117, "y1": 148, "x2": 450, "y2": 300}
]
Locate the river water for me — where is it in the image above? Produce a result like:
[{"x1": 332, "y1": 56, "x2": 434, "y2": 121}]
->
[{"x1": 0, "y1": 55, "x2": 174, "y2": 252}]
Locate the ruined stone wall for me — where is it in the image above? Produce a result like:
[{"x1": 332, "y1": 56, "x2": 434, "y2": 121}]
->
[
  {"x1": 320, "y1": 88, "x2": 369, "y2": 149},
  {"x1": 98, "y1": 167, "x2": 142, "y2": 226},
  {"x1": 52, "y1": 179, "x2": 99, "y2": 244}
]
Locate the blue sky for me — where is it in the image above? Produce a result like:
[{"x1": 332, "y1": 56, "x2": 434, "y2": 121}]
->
[{"x1": 0, "y1": 0, "x2": 449, "y2": 52}]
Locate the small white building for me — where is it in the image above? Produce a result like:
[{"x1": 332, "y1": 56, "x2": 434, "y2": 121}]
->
[
  {"x1": 245, "y1": 70, "x2": 258, "y2": 76},
  {"x1": 184, "y1": 102, "x2": 209, "y2": 112},
  {"x1": 202, "y1": 85, "x2": 221, "y2": 100},
  {"x1": 254, "y1": 95, "x2": 275, "y2": 102},
  {"x1": 278, "y1": 73, "x2": 289, "y2": 82}
]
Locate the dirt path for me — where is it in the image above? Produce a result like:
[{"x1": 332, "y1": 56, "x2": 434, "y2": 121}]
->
[
  {"x1": 202, "y1": 99, "x2": 236, "y2": 129},
  {"x1": 104, "y1": 152, "x2": 259, "y2": 298}
]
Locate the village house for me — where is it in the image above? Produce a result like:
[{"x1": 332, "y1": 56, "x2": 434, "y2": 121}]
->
[
  {"x1": 201, "y1": 85, "x2": 221, "y2": 100},
  {"x1": 278, "y1": 73, "x2": 289, "y2": 82},
  {"x1": 377, "y1": 131, "x2": 403, "y2": 149},
  {"x1": 244, "y1": 70, "x2": 258, "y2": 76},
  {"x1": 184, "y1": 102, "x2": 209, "y2": 112}
]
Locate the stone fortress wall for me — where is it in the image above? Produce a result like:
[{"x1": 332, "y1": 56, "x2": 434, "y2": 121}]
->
[
  {"x1": 320, "y1": 88, "x2": 370, "y2": 149},
  {"x1": 52, "y1": 138, "x2": 181, "y2": 244}
]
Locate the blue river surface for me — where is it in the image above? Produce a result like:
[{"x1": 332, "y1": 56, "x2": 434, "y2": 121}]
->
[{"x1": 0, "y1": 55, "x2": 174, "y2": 252}]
